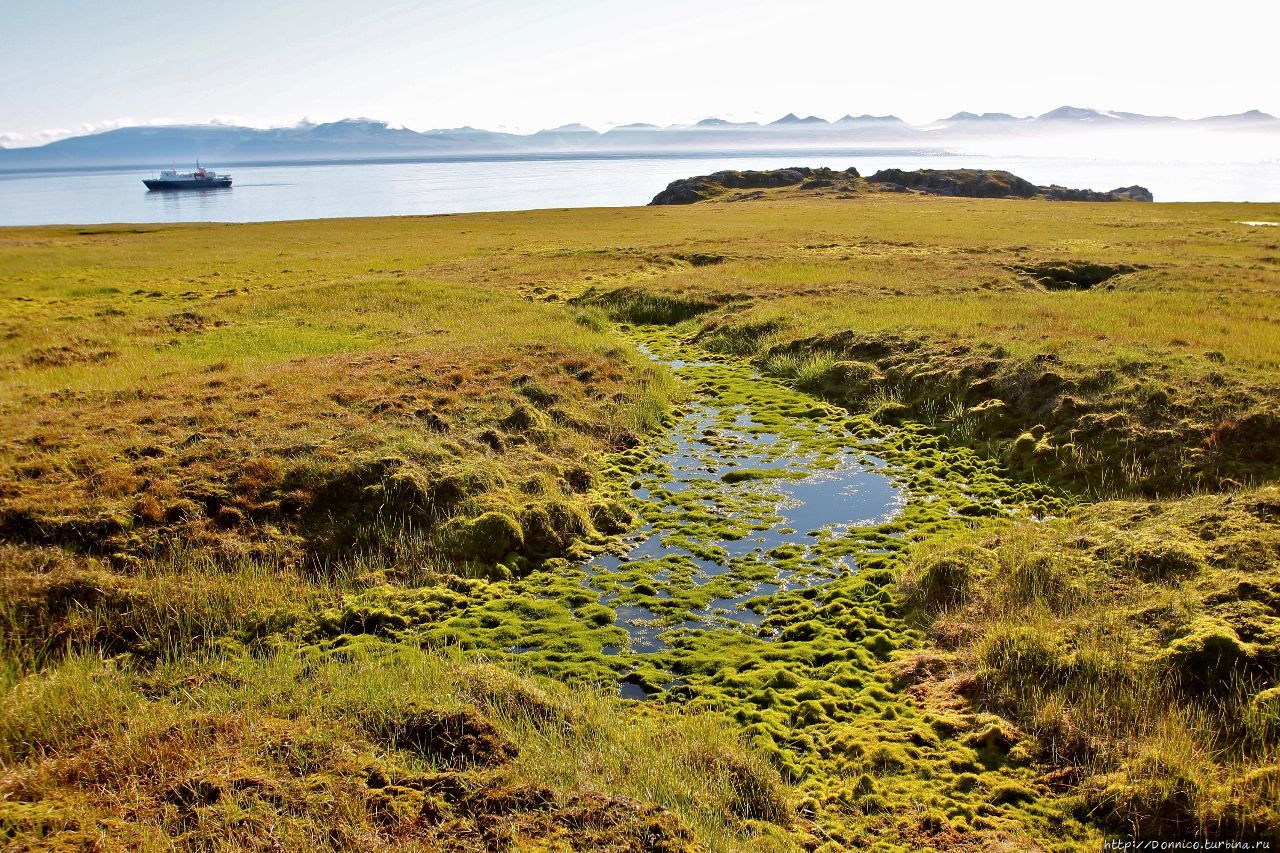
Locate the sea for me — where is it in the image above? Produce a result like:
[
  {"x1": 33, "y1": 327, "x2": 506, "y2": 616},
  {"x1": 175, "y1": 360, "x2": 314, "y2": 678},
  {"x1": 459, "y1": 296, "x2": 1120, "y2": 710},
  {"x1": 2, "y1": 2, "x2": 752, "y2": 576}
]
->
[{"x1": 1, "y1": 150, "x2": 1278, "y2": 227}]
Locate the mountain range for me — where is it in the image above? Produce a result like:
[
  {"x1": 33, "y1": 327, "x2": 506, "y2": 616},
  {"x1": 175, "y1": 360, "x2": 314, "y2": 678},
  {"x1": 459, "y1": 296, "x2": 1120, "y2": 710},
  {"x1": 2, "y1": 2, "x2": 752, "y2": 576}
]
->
[{"x1": 2, "y1": 107, "x2": 1276, "y2": 170}]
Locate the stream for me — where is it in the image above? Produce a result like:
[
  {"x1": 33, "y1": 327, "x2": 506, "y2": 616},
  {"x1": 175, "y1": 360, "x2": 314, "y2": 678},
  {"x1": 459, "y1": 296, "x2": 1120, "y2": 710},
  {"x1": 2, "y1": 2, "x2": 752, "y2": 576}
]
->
[
  {"x1": 472, "y1": 324, "x2": 1063, "y2": 701},
  {"x1": 570, "y1": 326, "x2": 1065, "y2": 699},
  {"x1": 581, "y1": 327, "x2": 952, "y2": 681},
  {"x1": 481, "y1": 324, "x2": 1082, "y2": 837},
  {"x1": 584, "y1": 337, "x2": 908, "y2": 669}
]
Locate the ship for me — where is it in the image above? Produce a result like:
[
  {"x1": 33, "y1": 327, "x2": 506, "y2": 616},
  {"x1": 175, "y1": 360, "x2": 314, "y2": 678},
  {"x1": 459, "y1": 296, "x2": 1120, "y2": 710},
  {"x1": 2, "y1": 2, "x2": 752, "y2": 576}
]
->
[{"x1": 143, "y1": 163, "x2": 232, "y2": 190}]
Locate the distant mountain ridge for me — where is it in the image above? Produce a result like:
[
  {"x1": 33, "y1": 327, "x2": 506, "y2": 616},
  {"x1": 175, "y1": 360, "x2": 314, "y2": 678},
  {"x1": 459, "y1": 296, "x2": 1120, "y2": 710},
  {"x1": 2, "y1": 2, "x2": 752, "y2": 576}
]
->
[{"x1": 2, "y1": 107, "x2": 1277, "y2": 170}]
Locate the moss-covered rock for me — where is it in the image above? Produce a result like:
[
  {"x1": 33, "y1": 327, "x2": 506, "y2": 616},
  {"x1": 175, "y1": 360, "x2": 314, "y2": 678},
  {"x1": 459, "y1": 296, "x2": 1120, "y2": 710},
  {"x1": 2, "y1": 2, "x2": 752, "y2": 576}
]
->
[
  {"x1": 870, "y1": 401, "x2": 911, "y2": 425},
  {"x1": 441, "y1": 511, "x2": 524, "y2": 563},
  {"x1": 1162, "y1": 620, "x2": 1255, "y2": 695},
  {"x1": 901, "y1": 543, "x2": 993, "y2": 612}
]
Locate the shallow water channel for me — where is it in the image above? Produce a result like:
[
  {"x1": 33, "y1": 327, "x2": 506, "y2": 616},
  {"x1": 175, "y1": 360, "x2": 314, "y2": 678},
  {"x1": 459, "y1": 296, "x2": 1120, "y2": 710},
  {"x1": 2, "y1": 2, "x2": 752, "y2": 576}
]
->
[
  {"x1": 585, "y1": 331, "x2": 909, "y2": 673},
  {"x1": 483, "y1": 325, "x2": 1061, "y2": 701}
]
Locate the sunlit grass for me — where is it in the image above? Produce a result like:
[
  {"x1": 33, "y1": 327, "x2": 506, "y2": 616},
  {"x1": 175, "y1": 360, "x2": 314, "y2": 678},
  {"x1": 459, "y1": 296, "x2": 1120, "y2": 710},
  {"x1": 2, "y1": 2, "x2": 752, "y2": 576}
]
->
[
  {"x1": 898, "y1": 490, "x2": 1280, "y2": 835},
  {"x1": 0, "y1": 643, "x2": 795, "y2": 850},
  {"x1": 1, "y1": 194, "x2": 1277, "y2": 847}
]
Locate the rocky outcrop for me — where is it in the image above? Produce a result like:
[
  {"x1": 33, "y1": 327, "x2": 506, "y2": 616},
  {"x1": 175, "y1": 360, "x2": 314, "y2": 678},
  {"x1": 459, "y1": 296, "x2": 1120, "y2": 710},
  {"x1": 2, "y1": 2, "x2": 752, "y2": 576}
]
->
[
  {"x1": 1042, "y1": 184, "x2": 1155, "y2": 202},
  {"x1": 649, "y1": 166, "x2": 1153, "y2": 204},
  {"x1": 865, "y1": 168, "x2": 1040, "y2": 198},
  {"x1": 1107, "y1": 185, "x2": 1154, "y2": 202},
  {"x1": 867, "y1": 169, "x2": 1152, "y2": 202},
  {"x1": 649, "y1": 167, "x2": 859, "y2": 205}
]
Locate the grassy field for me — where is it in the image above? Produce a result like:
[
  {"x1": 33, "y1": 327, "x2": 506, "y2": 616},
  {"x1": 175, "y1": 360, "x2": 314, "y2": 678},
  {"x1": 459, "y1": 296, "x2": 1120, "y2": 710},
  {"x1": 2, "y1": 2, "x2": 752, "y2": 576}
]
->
[{"x1": 1, "y1": 194, "x2": 1278, "y2": 849}]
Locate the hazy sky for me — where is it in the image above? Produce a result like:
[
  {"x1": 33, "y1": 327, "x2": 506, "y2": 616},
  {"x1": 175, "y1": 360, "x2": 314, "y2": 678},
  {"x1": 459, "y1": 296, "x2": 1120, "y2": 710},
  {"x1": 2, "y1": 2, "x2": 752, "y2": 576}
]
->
[{"x1": 2, "y1": 0, "x2": 1277, "y2": 145}]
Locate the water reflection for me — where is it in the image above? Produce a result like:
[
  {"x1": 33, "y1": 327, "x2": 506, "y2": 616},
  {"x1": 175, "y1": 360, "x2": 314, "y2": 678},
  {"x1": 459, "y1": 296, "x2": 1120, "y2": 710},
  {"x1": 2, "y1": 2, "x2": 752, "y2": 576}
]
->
[
  {"x1": 145, "y1": 186, "x2": 232, "y2": 220},
  {"x1": 584, "y1": 342, "x2": 905, "y2": 660}
]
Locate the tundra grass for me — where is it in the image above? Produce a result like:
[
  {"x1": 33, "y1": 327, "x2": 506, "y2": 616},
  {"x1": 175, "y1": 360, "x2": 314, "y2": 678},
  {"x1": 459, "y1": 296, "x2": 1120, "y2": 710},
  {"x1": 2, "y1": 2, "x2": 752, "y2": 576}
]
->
[
  {"x1": 1, "y1": 195, "x2": 1278, "y2": 849},
  {"x1": 0, "y1": 645, "x2": 794, "y2": 851},
  {"x1": 896, "y1": 488, "x2": 1280, "y2": 837}
]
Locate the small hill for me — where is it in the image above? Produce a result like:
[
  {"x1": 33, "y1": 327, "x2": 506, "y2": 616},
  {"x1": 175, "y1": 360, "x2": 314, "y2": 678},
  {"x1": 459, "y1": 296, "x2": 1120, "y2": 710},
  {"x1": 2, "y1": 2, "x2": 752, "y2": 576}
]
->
[
  {"x1": 650, "y1": 166, "x2": 1152, "y2": 204},
  {"x1": 649, "y1": 167, "x2": 860, "y2": 204},
  {"x1": 1037, "y1": 106, "x2": 1121, "y2": 122},
  {"x1": 835, "y1": 114, "x2": 906, "y2": 124}
]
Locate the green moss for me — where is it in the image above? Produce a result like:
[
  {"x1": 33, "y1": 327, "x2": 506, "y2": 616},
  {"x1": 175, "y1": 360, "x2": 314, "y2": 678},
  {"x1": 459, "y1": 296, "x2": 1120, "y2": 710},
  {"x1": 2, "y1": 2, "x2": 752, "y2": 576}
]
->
[
  {"x1": 441, "y1": 511, "x2": 524, "y2": 563},
  {"x1": 870, "y1": 401, "x2": 911, "y2": 425},
  {"x1": 1162, "y1": 620, "x2": 1255, "y2": 695},
  {"x1": 588, "y1": 499, "x2": 633, "y2": 535},
  {"x1": 1006, "y1": 432, "x2": 1038, "y2": 467},
  {"x1": 519, "y1": 500, "x2": 592, "y2": 557},
  {"x1": 500, "y1": 404, "x2": 556, "y2": 444},
  {"x1": 1119, "y1": 536, "x2": 1207, "y2": 581},
  {"x1": 989, "y1": 782, "x2": 1037, "y2": 806},
  {"x1": 721, "y1": 468, "x2": 810, "y2": 485}
]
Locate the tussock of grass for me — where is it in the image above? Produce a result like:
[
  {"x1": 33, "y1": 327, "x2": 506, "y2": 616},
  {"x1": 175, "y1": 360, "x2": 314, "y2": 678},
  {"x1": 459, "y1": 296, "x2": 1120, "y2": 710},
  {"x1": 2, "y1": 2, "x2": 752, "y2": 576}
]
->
[
  {"x1": 0, "y1": 544, "x2": 327, "y2": 670},
  {"x1": 0, "y1": 645, "x2": 796, "y2": 850},
  {"x1": 0, "y1": 652, "x2": 135, "y2": 764},
  {"x1": 760, "y1": 350, "x2": 838, "y2": 388},
  {"x1": 702, "y1": 307, "x2": 1278, "y2": 494},
  {"x1": 897, "y1": 488, "x2": 1280, "y2": 837},
  {"x1": 573, "y1": 285, "x2": 724, "y2": 325}
]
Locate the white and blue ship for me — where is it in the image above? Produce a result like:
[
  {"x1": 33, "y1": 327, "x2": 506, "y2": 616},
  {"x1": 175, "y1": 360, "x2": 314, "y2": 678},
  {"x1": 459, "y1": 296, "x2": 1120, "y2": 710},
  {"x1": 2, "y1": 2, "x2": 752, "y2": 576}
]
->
[{"x1": 143, "y1": 163, "x2": 231, "y2": 190}]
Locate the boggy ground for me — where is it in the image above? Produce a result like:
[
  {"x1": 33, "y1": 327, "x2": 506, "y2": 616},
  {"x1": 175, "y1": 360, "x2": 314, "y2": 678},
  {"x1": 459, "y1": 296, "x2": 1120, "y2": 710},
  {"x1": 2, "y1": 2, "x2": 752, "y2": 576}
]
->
[{"x1": 1, "y1": 194, "x2": 1278, "y2": 849}]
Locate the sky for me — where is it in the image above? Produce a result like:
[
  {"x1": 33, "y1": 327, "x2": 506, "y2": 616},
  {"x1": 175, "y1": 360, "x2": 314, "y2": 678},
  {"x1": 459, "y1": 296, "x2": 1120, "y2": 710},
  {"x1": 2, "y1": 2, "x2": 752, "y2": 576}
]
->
[{"x1": 2, "y1": 0, "x2": 1278, "y2": 146}]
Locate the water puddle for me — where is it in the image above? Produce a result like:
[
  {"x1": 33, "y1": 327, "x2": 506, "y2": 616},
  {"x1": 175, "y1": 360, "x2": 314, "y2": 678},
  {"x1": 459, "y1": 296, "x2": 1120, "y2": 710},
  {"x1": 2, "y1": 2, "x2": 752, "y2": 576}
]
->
[
  {"x1": 551, "y1": 325, "x2": 1071, "y2": 700},
  {"x1": 587, "y1": 330, "x2": 907, "y2": 665}
]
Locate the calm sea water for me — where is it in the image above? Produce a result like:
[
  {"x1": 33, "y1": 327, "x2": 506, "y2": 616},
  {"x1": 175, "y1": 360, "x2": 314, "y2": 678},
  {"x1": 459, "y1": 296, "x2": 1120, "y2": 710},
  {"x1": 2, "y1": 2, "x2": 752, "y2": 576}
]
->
[{"x1": 1, "y1": 151, "x2": 1277, "y2": 226}]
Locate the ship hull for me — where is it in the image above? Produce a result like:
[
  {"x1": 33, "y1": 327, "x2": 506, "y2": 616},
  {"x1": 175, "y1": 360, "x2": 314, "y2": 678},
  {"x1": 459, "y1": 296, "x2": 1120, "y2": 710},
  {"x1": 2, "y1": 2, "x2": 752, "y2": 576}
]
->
[{"x1": 143, "y1": 178, "x2": 232, "y2": 190}]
